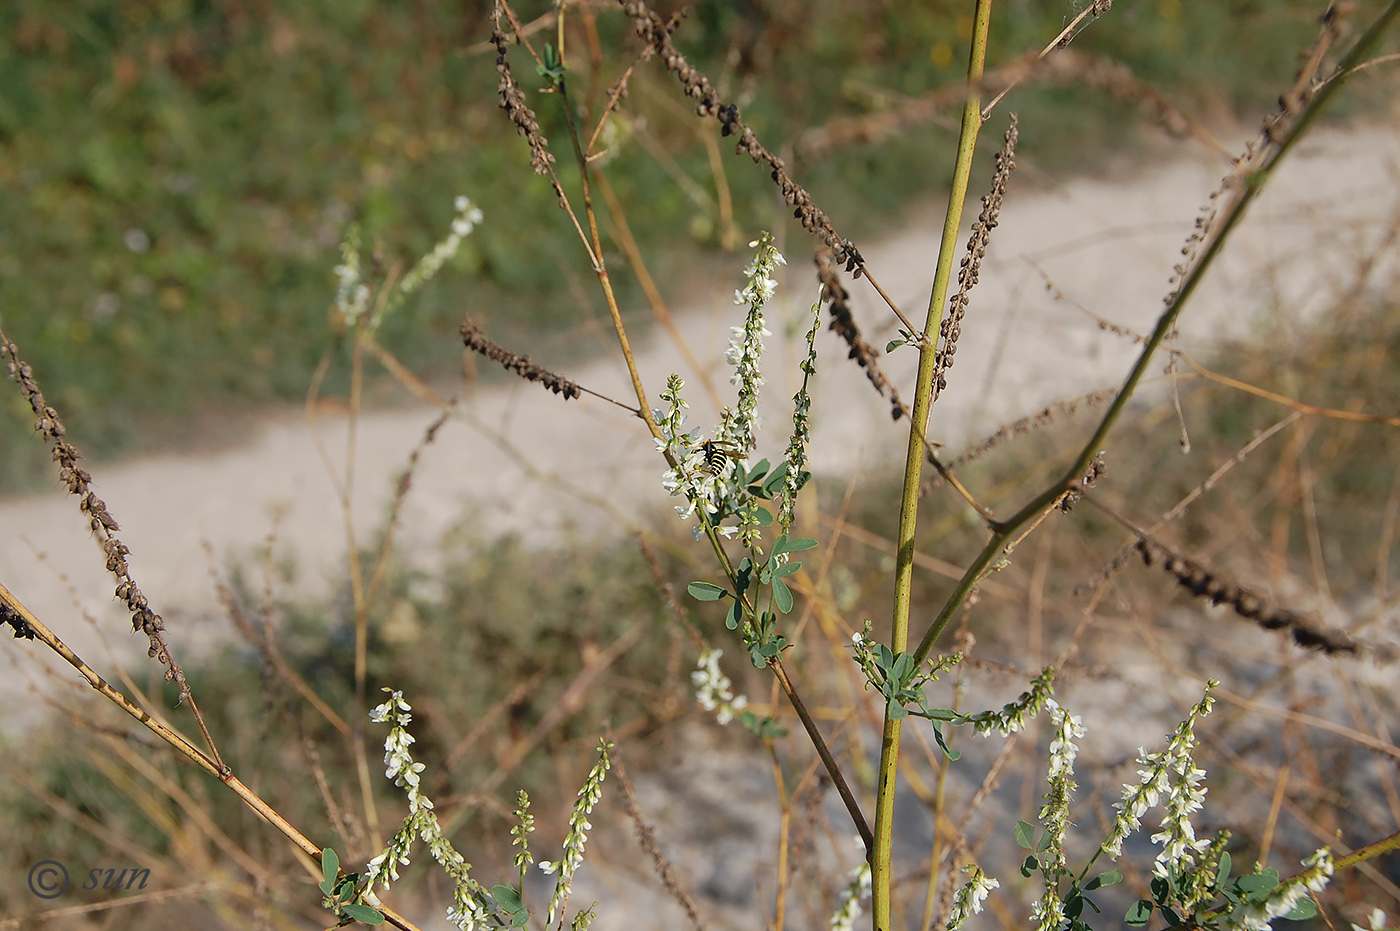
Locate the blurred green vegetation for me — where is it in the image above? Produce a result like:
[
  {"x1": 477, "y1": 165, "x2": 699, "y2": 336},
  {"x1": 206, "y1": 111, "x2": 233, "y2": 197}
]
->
[{"x1": 1, "y1": 0, "x2": 1393, "y2": 491}]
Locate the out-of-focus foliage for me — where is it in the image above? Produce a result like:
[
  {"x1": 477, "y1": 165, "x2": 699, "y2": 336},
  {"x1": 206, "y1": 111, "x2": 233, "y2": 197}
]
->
[{"x1": 0, "y1": 0, "x2": 1384, "y2": 489}]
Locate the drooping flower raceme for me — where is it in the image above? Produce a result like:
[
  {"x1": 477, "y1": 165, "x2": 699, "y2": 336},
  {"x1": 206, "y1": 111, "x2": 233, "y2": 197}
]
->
[
  {"x1": 964, "y1": 666, "x2": 1056, "y2": 737},
  {"x1": 1101, "y1": 681, "x2": 1217, "y2": 887},
  {"x1": 367, "y1": 689, "x2": 489, "y2": 930},
  {"x1": 539, "y1": 739, "x2": 613, "y2": 927},
  {"x1": 724, "y1": 232, "x2": 784, "y2": 453},
  {"x1": 382, "y1": 195, "x2": 483, "y2": 327},
  {"x1": 334, "y1": 195, "x2": 483, "y2": 331},
  {"x1": 333, "y1": 226, "x2": 371, "y2": 324},
  {"x1": 946, "y1": 866, "x2": 1000, "y2": 931},
  {"x1": 778, "y1": 298, "x2": 822, "y2": 530}
]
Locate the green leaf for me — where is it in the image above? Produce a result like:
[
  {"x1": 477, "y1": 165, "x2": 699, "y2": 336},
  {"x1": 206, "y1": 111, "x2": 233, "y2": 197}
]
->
[
  {"x1": 726, "y1": 600, "x2": 743, "y2": 630},
  {"x1": 761, "y1": 464, "x2": 789, "y2": 497},
  {"x1": 1086, "y1": 870, "x2": 1122, "y2": 891},
  {"x1": 1036, "y1": 829, "x2": 1054, "y2": 852},
  {"x1": 1064, "y1": 893, "x2": 1084, "y2": 920},
  {"x1": 889, "y1": 702, "x2": 909, "y2": 720},
  {"x1": 753, "y1": 506, "x2": 774, "y2": 526},
  {"x1": 493, "y1": 885, "x2": 523, "y2": 912},
  {"x1": 735, "y1": 559, "x2": 753, "y2": 596},
  {"x1": 1233, "y1": 872, "x2": 1277, "y2": 896},
  {"x1": 886, "y1": 338, "x2": 907, "y2": 352},
  {"x1": 772, "y1": 577, "x2": 794, "y2": 613},
  {"x1": 688, "y1": 581, "x2": 728, "y2": 601},
  {"x1": 320, "y1": 847, "x2": 339, "y2": 893},
  {"x1": 1014, "y1": 820, "x2": 1036, "y2": 849},
  {"x1": 1020, "y1": 855, "x2": 1039, "y2": 877},
  {"x1": 786, "y1": 537, "x2": 818, "y2": 552},
  {"x1": 746, "y1": 459, "x2": 771, "y2": 483},
  {"x1": 930, "y1": 724, "x2": 961, "y2": 761},
  {"x1": 340, "y1": 903, "x2": 385, "y2": 925},
  {"x1": 1125, "y1": 901, "x2": 1154, "y2": 926},
  {"x1": 1214, "y1": 851, "x2": 1232, "y2": 891},
  {"x1": 774, "y1": 560, "x2": 802, "y2": 577},
  {"x1": 1151, "y1": 875, "x2": 1171, "y2": 904},
  {"x1": 925, "y1": 707, "x2": 959, "y2": 721},
  {"x1": 1284, "y1": 897, "x2": 1317, "y2": 921}
]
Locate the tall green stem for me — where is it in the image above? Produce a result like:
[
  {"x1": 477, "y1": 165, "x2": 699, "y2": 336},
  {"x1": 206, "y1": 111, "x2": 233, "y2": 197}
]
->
[{"x1": 871, "y1": 3, "x2": 993, "y2": 928}]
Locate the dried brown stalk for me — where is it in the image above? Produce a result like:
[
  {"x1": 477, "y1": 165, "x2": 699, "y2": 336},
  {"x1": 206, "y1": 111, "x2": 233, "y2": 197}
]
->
[
  {"x1": 814, "y1": 248, "x2": 904, "y2": 421},
  {"x1": 611, "y1": 754, "x2": 707, "y2": 931},
  {"x1": 0, "y1": 332, "x2": 211, "y2": 740},
  {"x1": 1132, "y1": 533, "x2": 1358, "y2": 655},
  {"x1": 460, "y1": 316, "x2": 584, "y2": 400},
  {"x1": 950, "y1": 388, "x2": 1117, "y2": 469},
  {"x1": 491, "y1": 1, "x2": 600, "y2": 270},
  {"x1": 933, "y1": 115, "x2": 1018, "y2": 400},
  {"x1": 490, "y1": 4, "x2": 555, "y2": 178},
  {"x1": 618, "y1": 0, "x2": 862, "y2": 270}
]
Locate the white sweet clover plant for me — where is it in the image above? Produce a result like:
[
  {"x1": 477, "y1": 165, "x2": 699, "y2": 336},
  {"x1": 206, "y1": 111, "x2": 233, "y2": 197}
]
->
[
  {"x1": 657, "y1": 233, "x2": 784, "y2": 545},
  {"x1": 691, "y1": 647, "x2": 749, "y2": 725},
  {"x1": 538, "y1": 739, "x2": 613, "y2": 928},
  {"x1": 671, "y1": 235, "x2": 821, "y2": 704},
  {"x1": 943, "y1": 680, "x2": 1344, "y2": 931},
  {"x1": 363, "y1": 690, "x2": 610, "y2": 931},
  {"x1": 333, "y1": 194, "x2": 483, "y2": 330},
  {"x1": 365, "y1": 689, "x2": 491, "y2": 930}
]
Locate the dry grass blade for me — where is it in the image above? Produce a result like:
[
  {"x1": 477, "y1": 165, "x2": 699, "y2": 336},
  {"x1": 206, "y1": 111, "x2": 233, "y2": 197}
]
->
[{"x1": 1178, "y1": 351, "x2": 1400, "y2": 427}]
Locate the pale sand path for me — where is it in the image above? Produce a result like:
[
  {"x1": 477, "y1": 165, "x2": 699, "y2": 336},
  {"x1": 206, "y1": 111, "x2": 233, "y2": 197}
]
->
[{"x1": 2, "y1": 119, "x2": 1397, "y2": 707}]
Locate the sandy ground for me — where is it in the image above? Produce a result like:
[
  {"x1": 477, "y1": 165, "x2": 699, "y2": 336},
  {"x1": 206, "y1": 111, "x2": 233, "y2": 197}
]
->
[{"x1": 2, "y1": 118, "x2": 1399, "y2": 703}]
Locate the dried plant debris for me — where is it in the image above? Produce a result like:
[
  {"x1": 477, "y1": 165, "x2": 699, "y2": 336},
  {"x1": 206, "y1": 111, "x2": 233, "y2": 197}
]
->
[
  {"x1": 1057, "y1": 450, "x2": 1106, "y2": 513},
  {"x1": 1134, "y1": 535, "x2": 1358, "y2": 655},
  {"x1": 491, "y1": 3, "x2": 556, "y2": 178},
  {"x1": 814, "y1": 248, "x2": 904, "y2": 420},
  {"x1": 460, "y1": 317, "x2": 583, "y2": 400},
  {"x1": 1, "y1": 331, "x2": 188, "y2": 695},
  {"x1": 950, "y1": 388, "x2": 1116, "y2": 469},
  {"x1": 934, "y1": 115, "x2": 1018, "y2": 399},
  {"x1": 1, "y1": 601, "x2": 35, "y2": 641},
  {"x1": 620, "y1": 0, "x2": 862, "y2": 272}
]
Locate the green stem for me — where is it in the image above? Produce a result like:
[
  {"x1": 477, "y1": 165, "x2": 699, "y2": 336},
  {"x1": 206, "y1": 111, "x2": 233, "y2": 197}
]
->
[{"x1": 872, "y1": 2, "x2": 993, "y2": 928}]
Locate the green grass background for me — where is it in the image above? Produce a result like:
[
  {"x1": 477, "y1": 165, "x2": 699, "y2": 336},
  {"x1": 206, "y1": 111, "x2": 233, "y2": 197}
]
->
[{"x1": 2, "y1": 0, "x2": 1389, "y2": 490}]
